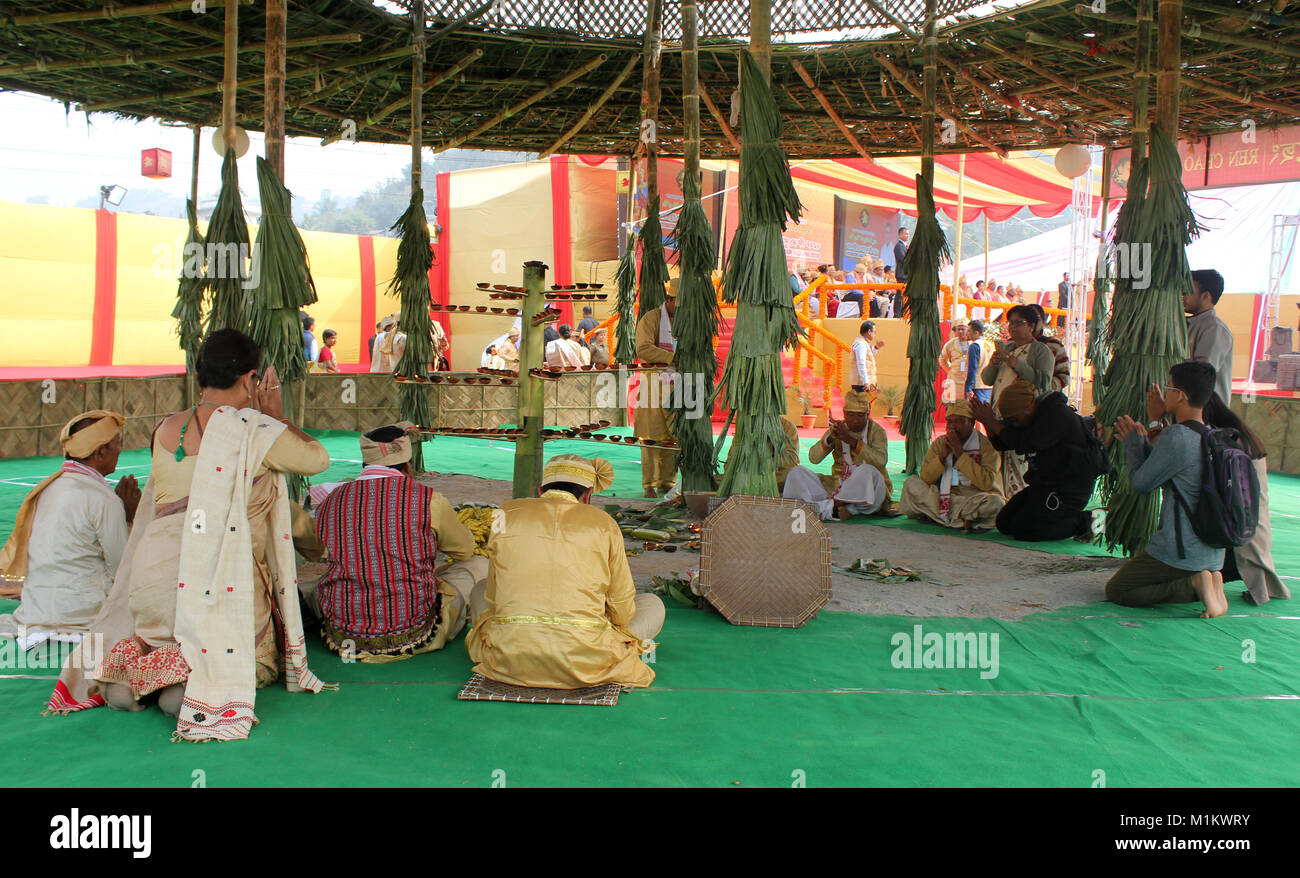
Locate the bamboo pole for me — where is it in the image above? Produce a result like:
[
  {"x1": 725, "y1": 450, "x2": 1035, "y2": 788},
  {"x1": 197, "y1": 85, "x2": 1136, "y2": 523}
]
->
[
  {"x1": 0, "y1": 32, "x2": 361, "y2": 77},
  {"x1": 513, "y1": 261, "x2": 549, "y2": 498},
  {"x1": 640, "y1": 0, "x2": 664, "y2": 203},
  {"x1": 698, "y1": 80, "x2": 742, "y2": 152},
  {"x1": 683, "y1": 2, "x2": 701, "y2": 183},
  {"x1": 264, "y1": 0, "x2": 287, "y2": 179},
  {"x1": 751, "y1": 0, "x2": 772, "y2": 83},
  {"x1": 953, "y1": 152, "x2": 965, "y2": 303},
  {"x1": 1182, "y1": 73, "x2": 1300, "y2": 118},
  {"x1": 434, "y1": 55, "x2": 608, "y2": 153},
  {"x1": 1133, "y1": 0, "x2": 1154, "y2": 156},
  {"x1": 1156, "y1": 0, "x2": 1183, "y2": 138},
  {"x1": 874, "y1": 52, "x2": 1007, "y2": 156},
  {"x1": 983, "y1": 215, "x2": 989, "y2": 283},
  {"x1": 299, "y1": 104, "x2": 407, "y2": 140},
  {"x1": 222, "y1": 0, "x2": 237, "y2": 151},
  {"x1": 9, "y1": 0, "x2": 250, "y2": 27},
  {"x1": 82, "y1": 49, "x2": 405, "y2": 114},
  {"x1": 938, "y1": 57, "x2": 1066, "y2": 135},
  {"x1": 791, "y1": 60, "x2": 872, "y2": 159},
  {"x1": 412, "y1": 0, "x2": 425, "y2": 193},
  {"x1": 540, "y1": 54, "x2": 640, "y2": 158},
  {"x1": 323, "y1": 49, "x2": 484, "y2": 146},
  {"x1": 921, "y1": 3, "x2": 937, "y2": 186},
  {"x1": 988, "y1": 45, "x2": 1127, "y2": 114},
  {"x1": 861, "y1": 0, "x2": 922, "y2": 41}
]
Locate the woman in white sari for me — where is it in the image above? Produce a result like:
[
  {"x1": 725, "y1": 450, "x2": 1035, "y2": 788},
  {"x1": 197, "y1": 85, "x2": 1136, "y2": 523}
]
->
[{"x1": 50, "y1": 330, "x2": 332, "y2": 741}]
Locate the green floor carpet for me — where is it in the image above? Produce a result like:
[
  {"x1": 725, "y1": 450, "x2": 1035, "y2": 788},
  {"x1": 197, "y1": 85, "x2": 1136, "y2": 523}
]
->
[
  {"x1": 2, "y1": 431, "x2": 1298, "y2": 786},
  {"x1": 3, "y1": 598, "x2": 1298, "y2": 787}
]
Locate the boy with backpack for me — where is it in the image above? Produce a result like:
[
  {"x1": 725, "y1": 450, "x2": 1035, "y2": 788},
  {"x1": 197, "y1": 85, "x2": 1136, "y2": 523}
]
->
[{"x1": 1105, "y1": 361, "x2": 1254, "y2": 618}]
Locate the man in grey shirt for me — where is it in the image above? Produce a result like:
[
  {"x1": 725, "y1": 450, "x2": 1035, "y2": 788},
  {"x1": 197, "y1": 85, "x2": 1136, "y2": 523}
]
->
[
  {"x1": 1184, "y1": 268, "x2": 1233, "y2": 404},
  {"x1": 1105, "y1": 361, "x2": 1228, "y2": 618}
]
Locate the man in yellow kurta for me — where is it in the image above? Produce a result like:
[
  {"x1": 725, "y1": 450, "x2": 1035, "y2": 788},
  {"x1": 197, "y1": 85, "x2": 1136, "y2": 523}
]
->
[
  {"x1": 899, "y1": 400, "x2": 1005, "y2": 532},
  {"x1": 782, "y1": 389, "x2": 896, "y2": 520},
  {"x1": 634, "y1": 281, "x2": 678, "y2": 497},
  {"x1": 467, "y1": 454, "x2": 664, "y2": 689}
]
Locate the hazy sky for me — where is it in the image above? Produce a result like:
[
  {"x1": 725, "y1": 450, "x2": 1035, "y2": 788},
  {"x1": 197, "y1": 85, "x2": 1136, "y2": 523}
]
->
[{"x1": 0, "y1": 91, "x2": 511, "y2": 213}]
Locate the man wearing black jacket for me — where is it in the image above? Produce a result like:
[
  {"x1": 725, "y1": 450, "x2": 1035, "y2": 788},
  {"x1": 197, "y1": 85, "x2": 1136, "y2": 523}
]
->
[
  {"x1": 893, "y1": 227, "x2": 910, "y2": 283},
  {"x1": 969, "y1": 381, "x2": 1101, "y2": 541}
]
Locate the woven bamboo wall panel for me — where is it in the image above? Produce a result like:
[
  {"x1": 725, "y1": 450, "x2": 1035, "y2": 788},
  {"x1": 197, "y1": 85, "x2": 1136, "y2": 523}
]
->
[{"x1": 0, "y1": 374, "x2": 626, "y2": 458}]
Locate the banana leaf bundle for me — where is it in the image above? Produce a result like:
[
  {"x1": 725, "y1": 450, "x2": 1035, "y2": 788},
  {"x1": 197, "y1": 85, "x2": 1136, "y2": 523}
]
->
[
  {"x1": 247, "y1": 156, "x2": 318, "y2": 424},
  {"x1": 716, "y1": 51, "x2": 804, "y2": 498},
  {"x1": 637, "y1": 196, "x2": 670, "y2": 317},
  {"x1": 613, "y1": 235, "x2": 638, "y2": 363},
  {"x1": 388, "y1": 191, "x2": 436, "y2": 471},
  {"x1": 203, "y1": 149, "x2": 251, "y2": 334},
  {"x1": 668, "y1": 170, "x2": 723, "y2": 493},
  {"x1": 171, "y1": 198, "x2": 206, "y2": 374},
  {"x1": 721, "y1": 51, "x2": 802, "y2": 313},
  {"x1": 898, "y1": 175, "x2": 950, "y2": 474},
  {"x1": 1097, "y1": 125, "x2": 1199, "y2": 555}
]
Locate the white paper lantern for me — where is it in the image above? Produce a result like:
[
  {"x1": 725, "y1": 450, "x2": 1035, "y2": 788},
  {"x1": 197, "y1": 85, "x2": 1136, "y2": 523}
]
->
[
  {"x1": 1054, "y1": 144, "x2": 1092, "y2": 179},
  {"x1": 212, "y1": 125, "x2": 251, "y2": 158}
]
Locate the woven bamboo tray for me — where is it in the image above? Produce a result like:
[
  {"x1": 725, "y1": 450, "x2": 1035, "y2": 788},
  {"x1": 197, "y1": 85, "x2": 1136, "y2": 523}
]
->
[{"x1": 699, "y1": 495, "x2": 832, "y2": 628}]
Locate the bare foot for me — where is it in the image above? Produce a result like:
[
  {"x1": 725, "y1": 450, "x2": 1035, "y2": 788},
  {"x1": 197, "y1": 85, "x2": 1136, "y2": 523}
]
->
[
  {"x1": 833, "y1": 501, "x2": 852, "y2": 521},
  {"x1": 643, "y1": 488, "x2": 658, "y2": 499},
  {"x1": 1192, "y1": 570, "x2": 1229, "y2": 619}
]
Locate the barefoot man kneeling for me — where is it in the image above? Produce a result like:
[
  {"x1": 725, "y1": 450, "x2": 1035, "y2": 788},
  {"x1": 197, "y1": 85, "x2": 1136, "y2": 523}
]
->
[{"x1": 1105, "y1": 361, "x2": 1228, "y2": 618}]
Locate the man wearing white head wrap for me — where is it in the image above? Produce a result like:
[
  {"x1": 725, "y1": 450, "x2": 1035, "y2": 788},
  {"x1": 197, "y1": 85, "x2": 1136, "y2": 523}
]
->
[
  {"x1": 899, "y1": 400, "x2": 1005, "y2": 531},
  {"x1": 311, "y1": 423, "x2": 485, "y2": 662},
  {"x1": 467, "y1": 454, "x2": 663, "y2": 689},
  {"x1": 0, "y1": 411, "x2": 140, "y2": 640},
  {"x1": 782, "y1": 389, "x2": 895, "y2": 520}
]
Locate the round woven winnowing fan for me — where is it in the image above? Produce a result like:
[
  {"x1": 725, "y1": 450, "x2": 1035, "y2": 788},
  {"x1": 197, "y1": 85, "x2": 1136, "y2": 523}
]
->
[{"x1": 699, "y1": 494, "x2": 832, "y2": 628}]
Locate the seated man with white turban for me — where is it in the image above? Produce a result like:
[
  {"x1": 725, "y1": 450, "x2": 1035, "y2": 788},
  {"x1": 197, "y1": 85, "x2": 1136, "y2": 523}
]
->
[
  {"x1": 0, "y1": 411, "x2": 141, "y2": 642},
  {"x1": 467, "y1": 454, "x2": 664, "y2": 689},
  {"x1": 782, "y1": 389, "x2": 895, "y2": 520},
  {"x1": 899, "y1": 400, "x2": 1005, "y2": 532},
  {"x1": 312, "y1": 423, "x2": 486, "y2": 662}
]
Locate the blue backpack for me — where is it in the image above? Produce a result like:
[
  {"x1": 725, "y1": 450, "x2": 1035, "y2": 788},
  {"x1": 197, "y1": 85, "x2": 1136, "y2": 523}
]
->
[{"x1": 1169, "y1": 421, "x2": 1260, "y2": 558}]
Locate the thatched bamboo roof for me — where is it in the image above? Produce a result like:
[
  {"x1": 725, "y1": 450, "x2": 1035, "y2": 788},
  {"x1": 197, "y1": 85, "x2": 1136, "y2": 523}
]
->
[{"x1": 2, "y1": 0, "x2": 1297, "y2": 158}]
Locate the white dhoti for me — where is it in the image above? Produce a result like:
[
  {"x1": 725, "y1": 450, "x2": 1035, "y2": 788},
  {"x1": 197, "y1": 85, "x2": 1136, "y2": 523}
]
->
[{"x1": 782, "y1": 464, "x2": 885, "y2": 520}]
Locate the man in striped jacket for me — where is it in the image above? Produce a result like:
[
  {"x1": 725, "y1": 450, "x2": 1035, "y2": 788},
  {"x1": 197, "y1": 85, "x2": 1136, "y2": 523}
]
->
[{"x1": 314, "y1": 423, "x2": 486, "y2": 663}]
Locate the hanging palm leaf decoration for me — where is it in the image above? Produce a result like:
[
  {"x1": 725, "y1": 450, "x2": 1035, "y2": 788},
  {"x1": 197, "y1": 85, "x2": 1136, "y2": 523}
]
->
[
  {"x1": 172, "y1": 198, "x2": 206, "y2": 374},
  {"x1": 637, "y1": 196, "x2": 670, "y2": 317},
  {"x1": 668, "y1": 169, "x2": 722, "y2": 493},
  {"x1": 716, "y1": 50, "x2": 804, "y2": 498},
  {"x1": 1097, "y1": 124, "x2": 1199, "y2": 555},
  {"x1": 613, "y1": 235, "x2": 638, "y2": 364},
  {"x1": 1087, "y1": 254, "x2": 1111, "y2": 410},
  {"x1": 203, "y1": 148, "x2": 251, "y2": 334},
  {"x1": 247, "y1": 156, "x2": 318, "y2": 423},
  {"x1": 388, "y1": 190, "x2": 435, "y2": 471},
  {"x1": 898, "y1": 175, "x2": 950, "y2": 475}
]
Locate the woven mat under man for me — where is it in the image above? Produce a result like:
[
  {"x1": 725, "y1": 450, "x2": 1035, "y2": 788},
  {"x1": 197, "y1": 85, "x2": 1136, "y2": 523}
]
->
[{"x1": 457, "y1": 673, "x2": 626, "y2": 706}]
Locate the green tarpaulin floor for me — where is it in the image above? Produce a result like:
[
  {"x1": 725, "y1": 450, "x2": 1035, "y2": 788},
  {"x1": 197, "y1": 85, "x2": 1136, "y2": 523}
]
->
[{"x1": 2, "y1": 432, "x2": 1298, "y2": 787}]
